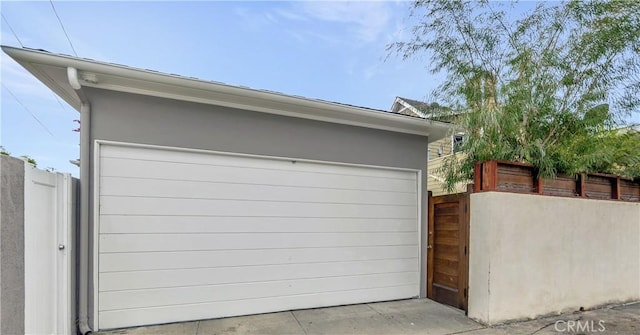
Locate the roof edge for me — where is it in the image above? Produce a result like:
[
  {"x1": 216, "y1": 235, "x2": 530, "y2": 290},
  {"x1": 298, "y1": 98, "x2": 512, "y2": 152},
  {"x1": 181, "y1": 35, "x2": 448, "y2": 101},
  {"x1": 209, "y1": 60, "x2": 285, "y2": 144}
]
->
[{"x1": 2, "y1": 46, "x2": 451, "y2": 139}]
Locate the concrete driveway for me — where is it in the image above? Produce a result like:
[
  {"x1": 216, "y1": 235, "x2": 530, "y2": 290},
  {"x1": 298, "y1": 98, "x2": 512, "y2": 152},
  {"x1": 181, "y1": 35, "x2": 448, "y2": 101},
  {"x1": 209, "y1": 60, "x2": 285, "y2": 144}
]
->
[
  {"x1": 97, "y1": 299, "x2": 640, "y2": 335},
  {"x1": 97, "y1": 299, "x2": 482, "y2": 335}
]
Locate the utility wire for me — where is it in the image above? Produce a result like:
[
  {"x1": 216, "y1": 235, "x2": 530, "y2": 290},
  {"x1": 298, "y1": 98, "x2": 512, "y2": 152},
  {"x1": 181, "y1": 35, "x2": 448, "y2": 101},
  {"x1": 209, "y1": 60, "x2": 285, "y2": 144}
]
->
[
  {"x1": 1, "y1": 13, "x2": 24, "y2": 47},
  {"x1": 49, "y1": 0, "x2": 77, "y2": 56},
  {"x1": 51, "y1": 92, "x2": 74, "y2": 114},
  {"x1": 2, "y1": 84, "x2": 55, "y2": 137}
]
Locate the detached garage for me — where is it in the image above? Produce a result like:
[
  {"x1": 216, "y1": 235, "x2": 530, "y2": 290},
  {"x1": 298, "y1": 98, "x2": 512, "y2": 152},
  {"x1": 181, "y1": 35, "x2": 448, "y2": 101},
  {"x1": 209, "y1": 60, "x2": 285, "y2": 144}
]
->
[{"x1": 4, "y1": 46, "x2": 449, "y2": 332}]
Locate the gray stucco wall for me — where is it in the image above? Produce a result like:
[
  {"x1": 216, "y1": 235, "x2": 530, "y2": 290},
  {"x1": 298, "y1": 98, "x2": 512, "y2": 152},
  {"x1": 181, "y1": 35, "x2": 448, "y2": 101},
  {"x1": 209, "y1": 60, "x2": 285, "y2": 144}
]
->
[
  {"x1": 84, "y1": 88, "x2": 430, "y2": 328},
  {"x1": 86, "y1": 89, "x2": 428, "y2": 169},
  {"x1": 0, "y1": 155, "x2": 25, "y2": 335}
]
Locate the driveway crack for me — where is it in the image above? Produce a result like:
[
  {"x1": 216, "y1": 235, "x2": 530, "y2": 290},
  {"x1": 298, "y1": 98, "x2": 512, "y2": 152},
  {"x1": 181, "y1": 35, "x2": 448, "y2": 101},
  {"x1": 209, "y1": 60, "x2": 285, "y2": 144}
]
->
[
  {"x1": 529, "y1": 321, "x2": 556, "y2": 335},
  {"x1": 444, "y1": 326, "x2": 488, "y2": 335},
  {"x1": 291, "y1": 311, "x2": 308, "y2": 335}
]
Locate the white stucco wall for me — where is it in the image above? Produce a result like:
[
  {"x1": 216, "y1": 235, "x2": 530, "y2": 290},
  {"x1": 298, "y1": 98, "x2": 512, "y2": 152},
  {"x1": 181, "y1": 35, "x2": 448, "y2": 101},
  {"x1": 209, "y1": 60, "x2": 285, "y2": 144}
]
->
[{"x1": 468, "y1": 192, "x2": 640, "y2": 325}]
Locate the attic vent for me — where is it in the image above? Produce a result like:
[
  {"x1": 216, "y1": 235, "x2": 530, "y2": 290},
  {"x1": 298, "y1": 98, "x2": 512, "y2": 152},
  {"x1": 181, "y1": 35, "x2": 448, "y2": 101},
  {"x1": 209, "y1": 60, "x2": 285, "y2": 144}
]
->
[{"x1": 80, "y1": 72, "x2": 98, "y2": 84}]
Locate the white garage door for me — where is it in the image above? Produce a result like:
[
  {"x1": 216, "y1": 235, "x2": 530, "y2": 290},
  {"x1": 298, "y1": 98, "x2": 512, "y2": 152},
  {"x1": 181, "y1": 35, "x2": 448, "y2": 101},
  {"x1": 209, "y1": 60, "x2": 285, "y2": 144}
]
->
[{"x1": 95, "y1": 142, "x2": 421, "y2": 330}]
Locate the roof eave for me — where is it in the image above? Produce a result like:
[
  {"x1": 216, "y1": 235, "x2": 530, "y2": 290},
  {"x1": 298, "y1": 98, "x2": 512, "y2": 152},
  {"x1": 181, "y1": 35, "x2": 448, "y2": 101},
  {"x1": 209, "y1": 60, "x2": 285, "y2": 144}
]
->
[{"x1": 2, "y1": 46, "x2": 452, "y2": 139}]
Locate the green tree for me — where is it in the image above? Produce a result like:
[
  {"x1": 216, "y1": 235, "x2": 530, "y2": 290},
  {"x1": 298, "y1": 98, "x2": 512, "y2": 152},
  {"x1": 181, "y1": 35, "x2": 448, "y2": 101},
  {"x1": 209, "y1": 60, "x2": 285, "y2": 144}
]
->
[{"x1": 390, "y1": 0, "x2": 640, "y2": 191}]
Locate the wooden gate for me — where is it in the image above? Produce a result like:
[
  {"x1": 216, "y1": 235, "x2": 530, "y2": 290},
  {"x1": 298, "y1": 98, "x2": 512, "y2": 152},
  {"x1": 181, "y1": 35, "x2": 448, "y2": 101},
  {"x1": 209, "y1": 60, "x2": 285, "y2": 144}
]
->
[{"x1": 427, "y1": 186, "x2": 471, "y2": 312}]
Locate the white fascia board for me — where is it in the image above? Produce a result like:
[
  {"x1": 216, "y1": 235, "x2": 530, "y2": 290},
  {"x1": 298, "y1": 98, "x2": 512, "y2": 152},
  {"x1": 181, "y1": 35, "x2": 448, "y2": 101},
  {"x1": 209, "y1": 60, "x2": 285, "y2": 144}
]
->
[{"x1": 2, "y1": 46, "x2": 452, "y2": 138}]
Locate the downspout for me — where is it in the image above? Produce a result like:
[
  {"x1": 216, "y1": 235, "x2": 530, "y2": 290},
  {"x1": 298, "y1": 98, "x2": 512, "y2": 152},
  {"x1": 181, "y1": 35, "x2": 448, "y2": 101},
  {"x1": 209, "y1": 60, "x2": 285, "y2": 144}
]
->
[{"x1": 69, "y1": 67, "x2": 93, "y2": 335}]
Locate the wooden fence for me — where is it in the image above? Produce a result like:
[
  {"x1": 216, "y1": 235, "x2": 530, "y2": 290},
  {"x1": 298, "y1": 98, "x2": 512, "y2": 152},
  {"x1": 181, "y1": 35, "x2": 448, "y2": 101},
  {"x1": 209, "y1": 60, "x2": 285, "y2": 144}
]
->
[{"x1": 473, "y1": 160, "x2": 640, "y2": 202}]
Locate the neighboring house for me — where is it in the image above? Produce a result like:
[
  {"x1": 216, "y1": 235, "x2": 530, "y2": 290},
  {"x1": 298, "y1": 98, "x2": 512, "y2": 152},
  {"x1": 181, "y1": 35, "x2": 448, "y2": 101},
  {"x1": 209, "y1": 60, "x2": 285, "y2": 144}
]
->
[
  {"x1": 4, "y1": 47, "x2": 450, "y2": 332},
  {"x1": 389, "y1": 96, "x2": 439, "y2": 118},
  {"x1": 390, "y1": 97, "x2": 467, "y2": 195}
]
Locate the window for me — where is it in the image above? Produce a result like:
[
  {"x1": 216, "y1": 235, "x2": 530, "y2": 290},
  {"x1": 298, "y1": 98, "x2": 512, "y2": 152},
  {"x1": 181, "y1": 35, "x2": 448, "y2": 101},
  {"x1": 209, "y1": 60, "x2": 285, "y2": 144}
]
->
[{"x1": 453, "y1": 134, "x2": 465, "y2": 153}]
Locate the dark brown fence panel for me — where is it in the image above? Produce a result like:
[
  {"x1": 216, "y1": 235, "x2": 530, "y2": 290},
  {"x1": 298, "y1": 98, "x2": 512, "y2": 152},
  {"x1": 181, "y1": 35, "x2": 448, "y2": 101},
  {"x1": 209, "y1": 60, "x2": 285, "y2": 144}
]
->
[
  {"x1": 543, "y1": 174, "x2": 577, "y2": 197},
  {"x1": 621, "y1": 179, "x2": 640, "y2": 201},
  {"x1": 474, "y1": 160, "x2": 640, "y2": 202},
  {"x1": 496, "y1": 163, "x2": 535, "y2": 193},
  {"x1": 584, "y1": 174, "x2": 617, "y2": 200}
]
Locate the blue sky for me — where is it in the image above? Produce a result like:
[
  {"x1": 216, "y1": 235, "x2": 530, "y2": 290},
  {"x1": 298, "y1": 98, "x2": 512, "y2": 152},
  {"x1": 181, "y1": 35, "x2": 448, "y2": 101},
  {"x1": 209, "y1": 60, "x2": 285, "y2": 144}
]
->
[
  {"x1": 2, "y1": 1, "x2": 440, "y2": 175},
  {"x1": 2, "y1": 1, "x2": 637, "y2": 175}
]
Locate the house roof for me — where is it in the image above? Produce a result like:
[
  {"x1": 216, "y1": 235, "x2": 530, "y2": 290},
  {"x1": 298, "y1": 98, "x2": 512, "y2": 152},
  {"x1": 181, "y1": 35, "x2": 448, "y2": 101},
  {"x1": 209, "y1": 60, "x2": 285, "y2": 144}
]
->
[
  {"x1": 397, "y1": 97, "x2": 435, "y2": 112},
  {"x1": 389, "y1": 96, "x2": 444, "y2": 119},
  {"x1": 2, "y1": 46, "x2": 450, "y2": 140}
]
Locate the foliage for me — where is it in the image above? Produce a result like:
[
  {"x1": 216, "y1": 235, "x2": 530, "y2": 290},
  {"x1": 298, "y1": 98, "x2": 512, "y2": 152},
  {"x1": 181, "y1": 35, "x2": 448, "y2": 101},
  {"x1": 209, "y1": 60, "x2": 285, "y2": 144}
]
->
[
  {"x1": 21, "y1": 155, "x2": 37, "y2": 167},
  {"x1": 557, "y1": 127, "x2": 640, "y2": 177},
  {"x1": 390, "y1": 0, "x2": 640, "y2": 191},
  {"x1": 0, "y1": 147, "x2": 42, "y2": 168}
]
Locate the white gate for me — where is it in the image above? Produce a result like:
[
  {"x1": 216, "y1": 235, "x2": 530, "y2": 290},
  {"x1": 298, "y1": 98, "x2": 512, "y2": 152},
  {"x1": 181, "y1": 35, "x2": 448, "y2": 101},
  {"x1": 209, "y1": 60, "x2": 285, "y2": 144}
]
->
[{"x1": 24, "y1": 165, "x2": 75, "y2": 335}]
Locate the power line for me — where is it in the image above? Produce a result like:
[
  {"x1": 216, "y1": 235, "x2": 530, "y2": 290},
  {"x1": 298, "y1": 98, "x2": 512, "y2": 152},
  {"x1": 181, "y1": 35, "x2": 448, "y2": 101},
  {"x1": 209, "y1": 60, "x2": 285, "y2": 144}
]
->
[
  {"x1": 49, "y1": 0, "x2": 78, "y2": 57},
  {"x1": 51, "y1": 91, "x2": 74, "y2": 114},
  {"x1": 2, "y1": 84, "x2": 55, "y2": 137},
  {"x1": 1, "y1": 13, "x2": 24, "y2": 47}
]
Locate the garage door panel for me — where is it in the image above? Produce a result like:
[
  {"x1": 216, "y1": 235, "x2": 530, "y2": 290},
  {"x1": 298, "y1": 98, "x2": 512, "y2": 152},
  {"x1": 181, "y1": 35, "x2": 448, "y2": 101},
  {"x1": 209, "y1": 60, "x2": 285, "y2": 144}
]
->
[
  {"x1": 100, "y1": 145, "x2": 416, "y2": 181},
  {"x1": 100, "y1": 157, "x2": 417, "y2": 193},
  {"x1": 99, "y1": 272, "x2": 418, "y2": 311},
  {"x1": 100, "y1": 258, "x2": 418, "y2": 291},
  {"x1": 100, "y1": 216, "x2": 417, "y2": 234},
  {"x1": 99, "y1": 245, "x2": 420, "y2": 272},
  {"x1": 100, "y1": 177, "x2": 417, "y2": 205},
  {"x1": 99, "y1": 285, "x2": 418, "y2": 330},
  {"x1": 97, "y1": 144, "x2": 420, "y2": 329},
  {"x1": 100, "y1": 196, "x2": 417, "y2": 218},
  {"x1": 99, "y1": 232, "x2": 417, "y2": 253}
]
